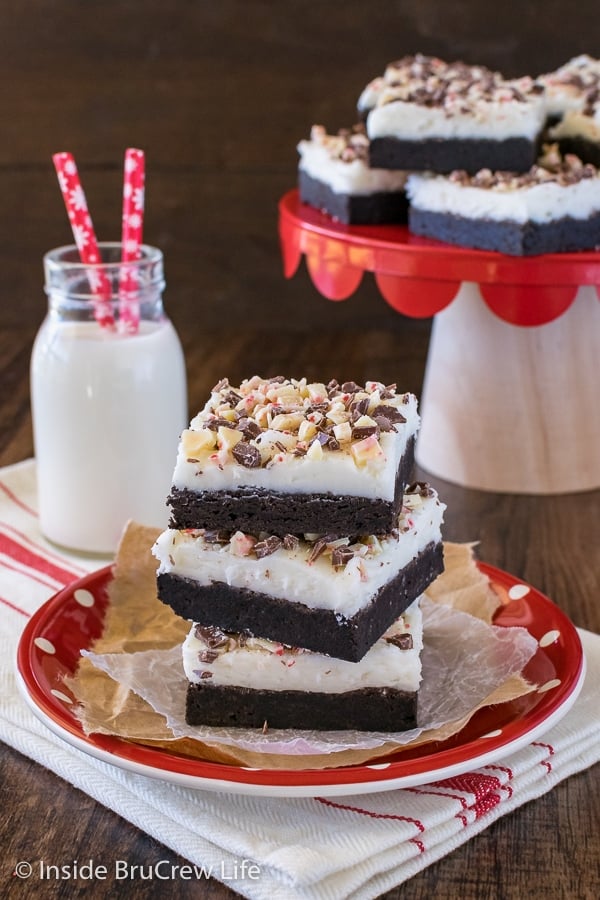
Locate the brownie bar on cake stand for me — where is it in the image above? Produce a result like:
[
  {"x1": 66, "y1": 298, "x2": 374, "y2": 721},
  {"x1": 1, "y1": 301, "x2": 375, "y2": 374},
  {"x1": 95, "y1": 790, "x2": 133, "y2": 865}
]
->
[{"x1": 279, "y1": 190, "x2": 600, "y2": 494}]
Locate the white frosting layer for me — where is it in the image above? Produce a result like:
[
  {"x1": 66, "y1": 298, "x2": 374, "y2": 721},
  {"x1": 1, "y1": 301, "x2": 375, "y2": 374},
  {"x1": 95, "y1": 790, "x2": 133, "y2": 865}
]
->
[
  {"x1": 182, "y1": 599, "x2": 423, "y2": 692},
  {"x1": 297, "y1": 139, "x2": 407, "y2": 195},
  {"x1": 367, "y1": 96, "x2": 546, "y2": 141},
  {"x1": 406, "y1": 172, "x2": 600, "y2": 224},
  {"x1": 172, "y1": 382, "x2": 420, "y2": 501},
  {"x1": 357, "y1": 76, "x2": 386, "y2": 115},
  {"x1": 153, "y1": 488, "x2": 445, "y2": 618},
  {"x1": 539, "y1": 55, "x2": 600, "y2": 117}
]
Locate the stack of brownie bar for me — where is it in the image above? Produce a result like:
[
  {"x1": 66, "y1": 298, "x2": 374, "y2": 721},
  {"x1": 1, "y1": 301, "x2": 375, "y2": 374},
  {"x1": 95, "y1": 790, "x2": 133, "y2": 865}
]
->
[
  {"x1": 153, "y1": 376, "x2": 446, "y2": 732},
  {"x1": 297, "y1": 53, "x2": 600, "y2": 255}
]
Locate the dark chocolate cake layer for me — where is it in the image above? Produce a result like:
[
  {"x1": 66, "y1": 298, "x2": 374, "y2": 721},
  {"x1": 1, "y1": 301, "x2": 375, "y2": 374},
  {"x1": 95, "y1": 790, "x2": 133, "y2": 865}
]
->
[
  {"x1": 409, "y1": 207, "x2": 600, "y2": 256},
  {"x1": 369, "y1": 136, "x2": 539, "y2": 174},
  {"x1": 554, "y1": 135, "x2": 600, "y2": 168},
  {"x1": 158, "y1": 540, "x2": 443, "y2": 662},
  {"x1": 186, "y1": 682, "x2": 417, "y2": 731},
  {"x1": 168, "y1": 436, "x2": 415, "y2": 537},
  {"x1": 298, "y1": 170, "x2": 409, "y2": 225}
]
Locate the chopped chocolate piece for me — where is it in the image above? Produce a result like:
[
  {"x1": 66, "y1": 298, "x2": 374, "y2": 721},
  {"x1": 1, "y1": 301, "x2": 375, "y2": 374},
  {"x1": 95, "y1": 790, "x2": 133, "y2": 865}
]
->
[
  {"x1": 193, "y1": 624, "x2": 230, "y2": 648},
  {"x1": 331, "y1": 546, "x2": 356, "y2": 569},
  {"x1": 237, "y1": 418, "x2": 262, "y2": 439},
  {"x1": 350, "y1": 397, "x2": 370, "y2": 416},
  {"x1": 198, "y1": 649, "x2": 220, "y2": 664},
  {"x1": 352, "y1": 424, "x2": 380, "y2": 440},
  {"x1": 232, "y1": 441, "x2": 262, "y2": 468},
  {"x1": 373, "y1": 415, "x2": 395, "y2": 432},
  {"x1": 193, "y1": 670, "x2": 213, "y2": 680},
  {"x1": 282, "y1": 534, "x2": 300, "y2": 551},
  {"x1": 205, "y1": 416, "x2": 237, "y2": 431},
  {"x1": 371, "y1": 405, "x2": 407, "y2": 423},
  {"x1": 212, "y1": 378, "x2": 229, "y2": 392},
  {"x1": 307, "y1": 536, "x2": 329, "y2": 563},
  {"x1": 407, "y1": 481, "x2": 435, "y2": 497},
  {"x1": 341, "y1": 381, "x2": 361, "y2": 394},
  {"x1": 223, "y1": 390, "x2": 242, "y2": 406},
  {"x1": 202, "y1": 530, "x2": 230, "y2": 544},
  {"x1": 385, "y1": 633, "x2": 414, "y2": 650},
  {"x1": 254, "y1": 535, "x2": 283, "y2": 558}
]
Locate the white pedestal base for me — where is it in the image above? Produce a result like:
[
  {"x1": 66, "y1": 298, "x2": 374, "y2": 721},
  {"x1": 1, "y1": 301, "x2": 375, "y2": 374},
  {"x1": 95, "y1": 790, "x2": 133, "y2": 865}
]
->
[{"x1": 416, "y1": 283, "x2": 600, "y2": 494}]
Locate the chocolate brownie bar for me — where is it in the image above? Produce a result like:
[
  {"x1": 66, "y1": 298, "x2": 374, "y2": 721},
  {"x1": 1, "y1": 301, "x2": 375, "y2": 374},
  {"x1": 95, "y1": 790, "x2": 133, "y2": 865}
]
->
[
  {"x1": 183, "y1": 599, "x2": 423, "y2": 730},
  {"x1": 406, "y1": 145, "x2": 600, "y2": 255},
  {"x1": 539, "y1": 54, "x2": 600, "y2": 118},
  {"x1": 297, "y1": 124, "x2": 408, "y2": 224},
  {"x1": 361, "y1": 54, "x2": 546, "y2": 174},
  {"x1": 168, "y1": 376, "x2": 420, "y2": 537},
  {"x1": 541, "y1": 56, "x2": 600, "y2": 166},
  {"x1": 154, "y1": 483, "x2": 445, "y2": 661}
]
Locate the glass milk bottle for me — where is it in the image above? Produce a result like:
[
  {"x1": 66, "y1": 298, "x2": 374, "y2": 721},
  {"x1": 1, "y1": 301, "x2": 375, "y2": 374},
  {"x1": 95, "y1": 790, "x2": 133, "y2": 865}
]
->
[{"x1": 30, "y1": 243, "x2": 188, "y2": 555}]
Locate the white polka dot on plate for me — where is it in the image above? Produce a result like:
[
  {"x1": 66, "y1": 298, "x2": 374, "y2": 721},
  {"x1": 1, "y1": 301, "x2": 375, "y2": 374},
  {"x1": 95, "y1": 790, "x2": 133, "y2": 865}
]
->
[
  {"x1": 539, "y1": 630, "x2": 561, "y2": 647},
  {"x1": 74, "y1": 589, "x2": 95, "y2": 607},
  {"x1": 480, "y1": 729, "x2": 502, "y2": 739},
  {"x1": 366, "y1": 763, "x2": 391, "y2": 770},
  {"x1": 34, "y1": 637, "x2": 56, "y2": 654},
  {"x1": 50, "y1": 689, "x2": 73, "y2": 704},
  {"x1": 538, "y1": 679, "x2": 561, "y2": 693},
  {"x1": 508, "y1": 584, "x2": 530, "y2": 600}
]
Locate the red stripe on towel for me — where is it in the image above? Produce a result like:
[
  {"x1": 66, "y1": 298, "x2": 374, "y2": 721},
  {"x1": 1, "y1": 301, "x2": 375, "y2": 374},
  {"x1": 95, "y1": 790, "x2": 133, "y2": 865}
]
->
[
  {"x1": 0, "y1": 595, "x2": 30, "y2": 617},
  {"x1": 0, "y1": 531, "x2": 82, "y2": 587},
  {"x1": 0, "y1": 479, "x2": 38, "y2": 517},
  {"x1": 315, "y1": 797, "x2": 425, "y2": 832}
]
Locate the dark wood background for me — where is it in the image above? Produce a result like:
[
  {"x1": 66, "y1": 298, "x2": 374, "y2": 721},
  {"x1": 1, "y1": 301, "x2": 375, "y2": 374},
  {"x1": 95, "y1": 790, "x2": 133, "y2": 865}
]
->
[
  {"x1": 1, "y1": 0, "x2": 598, "y2": 334},
  {"x1": 1, "y1": 3, "x2": 599, "y2": 899}
]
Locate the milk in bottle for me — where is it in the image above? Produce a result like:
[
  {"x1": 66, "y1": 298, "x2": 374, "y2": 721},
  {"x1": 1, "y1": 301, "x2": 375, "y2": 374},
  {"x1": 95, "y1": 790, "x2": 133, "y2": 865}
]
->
[{"x1": 30, "y1": 243, "x2": 187, "y2": 554}]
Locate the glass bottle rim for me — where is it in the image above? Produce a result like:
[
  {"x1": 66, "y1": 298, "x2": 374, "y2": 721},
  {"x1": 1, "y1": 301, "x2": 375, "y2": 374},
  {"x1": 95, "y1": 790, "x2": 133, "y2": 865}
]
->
[
  {"x1": 44, "y1": 242, "x2": 162, "y2": 273},
  {"x1": 44, "y1": 242, "x2": 165, "y2": 303}
]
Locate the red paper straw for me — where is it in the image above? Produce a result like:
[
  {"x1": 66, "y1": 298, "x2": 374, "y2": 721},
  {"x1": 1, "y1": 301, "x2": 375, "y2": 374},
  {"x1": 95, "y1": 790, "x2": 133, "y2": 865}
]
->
[
  {"x1": 52, "y1": 152, "x2": 115, "y2": 330},
  {"x1": 119, "y1": 148, "x2": 146, "y2": 334}
]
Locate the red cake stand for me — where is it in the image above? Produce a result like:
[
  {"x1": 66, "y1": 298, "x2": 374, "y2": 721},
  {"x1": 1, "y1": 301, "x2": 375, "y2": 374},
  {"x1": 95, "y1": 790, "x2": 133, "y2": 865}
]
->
[{"x1": 279, "y1": 190, "x2": 600, "y2": 494}]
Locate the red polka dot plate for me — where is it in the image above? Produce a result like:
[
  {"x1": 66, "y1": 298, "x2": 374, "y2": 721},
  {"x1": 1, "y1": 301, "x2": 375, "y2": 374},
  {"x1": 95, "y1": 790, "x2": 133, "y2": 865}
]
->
[{"x1": 15, "y1": 563, "x2": 585, "y2": 797}]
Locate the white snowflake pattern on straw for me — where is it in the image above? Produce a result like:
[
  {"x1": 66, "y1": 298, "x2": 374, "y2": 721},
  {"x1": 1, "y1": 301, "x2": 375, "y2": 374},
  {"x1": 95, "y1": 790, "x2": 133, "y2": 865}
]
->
[
  {"x1": 119, "y1": 148, "x2": 146, "y2": 334},
  {"x1": 69, "y1": 184, "x2": 88, "y2": 212}
]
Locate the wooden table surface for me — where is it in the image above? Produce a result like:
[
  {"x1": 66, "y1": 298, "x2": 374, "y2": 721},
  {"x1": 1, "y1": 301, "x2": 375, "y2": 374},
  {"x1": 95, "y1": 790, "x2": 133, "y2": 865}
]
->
[{"x1": 1, "y1": 3, "x2": 599, "y2": 898}]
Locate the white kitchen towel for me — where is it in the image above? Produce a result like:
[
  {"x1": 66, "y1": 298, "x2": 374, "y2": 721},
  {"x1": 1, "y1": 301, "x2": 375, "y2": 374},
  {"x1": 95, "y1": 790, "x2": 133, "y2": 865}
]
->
[{"x1": 1, "y1": 458, "x2": 599, "y2": 900}]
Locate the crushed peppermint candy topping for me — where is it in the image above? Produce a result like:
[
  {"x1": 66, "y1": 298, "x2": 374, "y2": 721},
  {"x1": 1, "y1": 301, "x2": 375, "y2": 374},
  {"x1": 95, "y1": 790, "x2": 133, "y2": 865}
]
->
[
  {"x1": 193, "y1": 624, "x2": 305, "y2": 661},
  {"x1": 363, "y1": 53, "x2": 544, "y2": 114},
  {"x1": 192, "y1": 618, "x2": 412, "y2": 662},
  {"x1": 539, "y1": 55, "x2": 600, "y2": 115},
  {"x1": 385, "y1": 632, "x2": 414, "y2": 650},
  {"x1": 308, "y1": 123, "x2": 370, "y2": 163},
  {"x1": 447, "y1": 144, "x2": 598, "y2": 190},
  {"x1": 181, "y1": 376, "x2": 413, "y2": 470}
]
